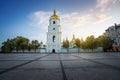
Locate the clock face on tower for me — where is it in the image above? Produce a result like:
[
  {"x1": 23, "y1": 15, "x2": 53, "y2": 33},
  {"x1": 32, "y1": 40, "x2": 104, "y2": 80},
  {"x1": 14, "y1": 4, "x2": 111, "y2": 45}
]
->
[{"x1": 47, "y1": 10, "x2": 61, "y2": 53}]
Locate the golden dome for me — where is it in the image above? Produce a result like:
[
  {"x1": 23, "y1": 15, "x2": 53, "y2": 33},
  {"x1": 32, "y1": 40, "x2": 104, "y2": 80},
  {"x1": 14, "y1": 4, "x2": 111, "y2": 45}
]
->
[
  {"x1": 50, "y1": 9, "x2": 60, "y2": 20},
  {"x1": 72, "y1": 34, "x2": 76, "y2": 42}
]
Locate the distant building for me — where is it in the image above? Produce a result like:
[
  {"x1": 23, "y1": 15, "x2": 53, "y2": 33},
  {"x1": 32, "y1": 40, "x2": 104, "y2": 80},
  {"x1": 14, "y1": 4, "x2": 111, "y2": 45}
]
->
[
  {"x1": 70, "y1": 34, "x2": 76, "y2": 48},
  {"x1": 104, "y1": 23, "x2": 120, "y2": 51}
]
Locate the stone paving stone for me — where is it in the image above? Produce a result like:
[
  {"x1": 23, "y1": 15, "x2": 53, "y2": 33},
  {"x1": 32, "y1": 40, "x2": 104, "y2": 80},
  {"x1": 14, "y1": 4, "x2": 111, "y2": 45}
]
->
[
  {"x1": 40, "y1": 54, "x2": 59, "y2": 60},
  {"x1": 64, "y1": 68, "x2": 120, "y2": 80},
  {"x1": 0, "y1": 61, "x2": 28, "y2": 69},
  {"x1": 19, "y1": 61, "x2": 61, "y2": 69},
  {"x1": 60, "y1": 54, "x2": 79, "y2": 60},
  {"x1": 0, "y1": 69, "x2": 63, "y2": 80},
  {"x1": 93, "y1": 59, "x2": 120, "y2": 67},
  {"x1": 111, "y1": 53, "x2": 120, "y2": 57},
  {"x1": 0, "y1": 54, "x2": 47, "y2": 60},
  {"x1": 62, "y1": 60, "x2": 104, "y2": 68},
  {"x1": 0, "y1": 70, "x2": 4, "y2": 72},
  {"x1": 73, "y1": 53, "x2": 118, "y2": 59}
]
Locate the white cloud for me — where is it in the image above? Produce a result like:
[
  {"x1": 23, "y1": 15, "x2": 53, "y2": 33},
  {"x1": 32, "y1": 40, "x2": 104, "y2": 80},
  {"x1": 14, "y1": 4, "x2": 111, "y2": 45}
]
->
[
  {"x1": 28, "y1": 11, "x2": 51, "y2": 30},
  {"x1": 61, "y1": 13, "x2": 92, "y2": 28},
  {"x1": 28, "y1": 10, "x2": 113, "y2": 40},
  {"x1": 93, "y1": 14, "x2": 113, "y2": 24},
  {"x1": 29, "y1": 10, "x2": 113, "y2": 27},
  {"x1": 96, "y1": 0, "x2": 118, "y2": 12},
  {"x1": 28, "y1": 33, "x2": 46, "y2": 44}
]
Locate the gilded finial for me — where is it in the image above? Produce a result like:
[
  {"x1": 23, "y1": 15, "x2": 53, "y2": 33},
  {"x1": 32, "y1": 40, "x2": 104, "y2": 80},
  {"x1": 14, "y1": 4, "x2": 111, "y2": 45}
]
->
[
  {"x1": 50, "y1": 9, "x2": 60, "y2": 20},
  {"x1": 53, "y1": 9, "x2": 56, "y2": 15}
]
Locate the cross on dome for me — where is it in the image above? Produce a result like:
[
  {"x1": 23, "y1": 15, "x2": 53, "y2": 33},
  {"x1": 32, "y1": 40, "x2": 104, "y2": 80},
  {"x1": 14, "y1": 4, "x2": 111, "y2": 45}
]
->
[{"x1": 53, "y1": 9, "x2": 56, "y2": 15}]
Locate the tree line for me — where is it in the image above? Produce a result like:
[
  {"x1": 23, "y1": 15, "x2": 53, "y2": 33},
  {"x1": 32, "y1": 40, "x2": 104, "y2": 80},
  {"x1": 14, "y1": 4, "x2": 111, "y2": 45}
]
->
[
  {"x1": 62, "y1": 35, "x2": 114, "y2": 52},
  {"x1": 0, "y1": 35, "x2": 113, "y2": 53},
  {"x1": 1, "y1": 36, "x2": 44, "y2": 53}
]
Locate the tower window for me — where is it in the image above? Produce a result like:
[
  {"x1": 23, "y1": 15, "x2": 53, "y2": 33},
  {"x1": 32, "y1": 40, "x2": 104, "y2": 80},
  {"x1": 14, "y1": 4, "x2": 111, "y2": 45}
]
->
[
  {"x1": 53, "y1": 21, "x2": 55, "y2": 24},
  {"x1": 53, "y1": 36, "x2": 55, "y2": 42}
]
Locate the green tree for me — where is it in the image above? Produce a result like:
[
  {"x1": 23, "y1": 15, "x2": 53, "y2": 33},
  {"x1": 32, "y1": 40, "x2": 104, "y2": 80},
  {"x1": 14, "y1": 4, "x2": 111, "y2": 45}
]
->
[
  {"x1": 85, "y1": 35, "x2": 98, "y2": 52},
  {"x1": 13, "y1": 37, "x2": 20, "y2": 52},
  {"x1": 13, "y1": 36, "x2": 29, "y2": 52},
  {"x1": 28, "y1": 43, "x2": 34, "y2": 52},
  {"x1": 80, "y1": 38, "x2": 87, "y2": 51},
  {"x1": 97, "y1": 35, "x2": 113, "y2": 52},
  {"x1": 1, "y1": 39, "x2": 14, "y2": 53},
  {"x1": 75, "y1": 38, "x2": 81, "y2": 53},
  {"x1": 39, "y1": 41, "x2": 43, "y2": 53},
  {"x1": 32, "y1": 40, "x2": 40, "y2": 52},
  {"x1": 20, "y1": 38, "x2": 29, "y2": 52},
  {"x1": 62, "y1": 38, "x2": 70, "y2": 53}
]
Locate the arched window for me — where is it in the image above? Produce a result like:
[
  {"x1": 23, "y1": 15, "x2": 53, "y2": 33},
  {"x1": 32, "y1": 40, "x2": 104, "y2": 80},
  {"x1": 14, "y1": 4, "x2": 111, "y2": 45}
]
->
[
  {"x1": 53, "y1": 28, "x2": 55, "y2": 30},
  {"x1": 53, "y1": 21, "x2": 55, "y2": 24},
  {"x1": 53, "y1": 36, "x2": 55, "y2": 42}
]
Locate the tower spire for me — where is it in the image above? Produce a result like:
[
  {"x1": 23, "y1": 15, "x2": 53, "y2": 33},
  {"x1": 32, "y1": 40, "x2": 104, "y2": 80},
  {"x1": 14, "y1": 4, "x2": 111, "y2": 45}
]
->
[{"x1": 53, "y1": 9, "x2": 56, "y2": 15}]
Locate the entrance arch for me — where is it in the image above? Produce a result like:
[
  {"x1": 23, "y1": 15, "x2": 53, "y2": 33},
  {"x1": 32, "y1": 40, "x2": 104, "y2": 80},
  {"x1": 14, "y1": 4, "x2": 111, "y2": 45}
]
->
[{"x1": 52, "y1": 49, "x2": 55, "y2": 53}]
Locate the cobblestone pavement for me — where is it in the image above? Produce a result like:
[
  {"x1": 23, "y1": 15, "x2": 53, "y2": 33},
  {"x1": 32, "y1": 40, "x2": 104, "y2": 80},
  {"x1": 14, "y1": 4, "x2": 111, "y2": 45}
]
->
[{"x1": 0, "y1": 52, "x2": 120, "y2": 80}]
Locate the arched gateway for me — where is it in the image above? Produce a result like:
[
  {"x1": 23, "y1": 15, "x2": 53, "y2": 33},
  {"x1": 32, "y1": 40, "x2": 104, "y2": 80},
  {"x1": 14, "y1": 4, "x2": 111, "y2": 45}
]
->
[{"x1": 52, "y1": 49, "x2": 55, "y2": 53}]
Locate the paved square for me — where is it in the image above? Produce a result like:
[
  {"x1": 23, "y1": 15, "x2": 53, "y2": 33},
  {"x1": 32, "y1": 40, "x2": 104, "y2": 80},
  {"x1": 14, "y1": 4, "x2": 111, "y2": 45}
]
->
[{"x1": 0, "y1": 53, "x2": 120, "y2": 80}]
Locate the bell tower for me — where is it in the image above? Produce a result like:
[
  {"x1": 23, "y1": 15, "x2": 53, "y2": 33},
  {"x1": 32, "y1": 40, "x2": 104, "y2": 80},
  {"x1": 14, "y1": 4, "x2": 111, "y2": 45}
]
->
[{"x1": 46, "y1": 10, "x2": 61, "y2": 53}]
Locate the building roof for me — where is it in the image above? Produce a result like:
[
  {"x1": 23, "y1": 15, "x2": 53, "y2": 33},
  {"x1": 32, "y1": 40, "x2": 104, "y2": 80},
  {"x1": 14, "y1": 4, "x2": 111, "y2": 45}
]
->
[{"x1": 50, "y1": 9, "x2": 60, "y2": 20}]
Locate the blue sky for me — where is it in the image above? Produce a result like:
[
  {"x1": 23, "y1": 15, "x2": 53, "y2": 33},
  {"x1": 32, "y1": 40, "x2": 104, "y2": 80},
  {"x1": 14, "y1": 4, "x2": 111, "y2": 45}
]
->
[{"x1": 0, "y1": 0, "x2": 120, "y2": 46}]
